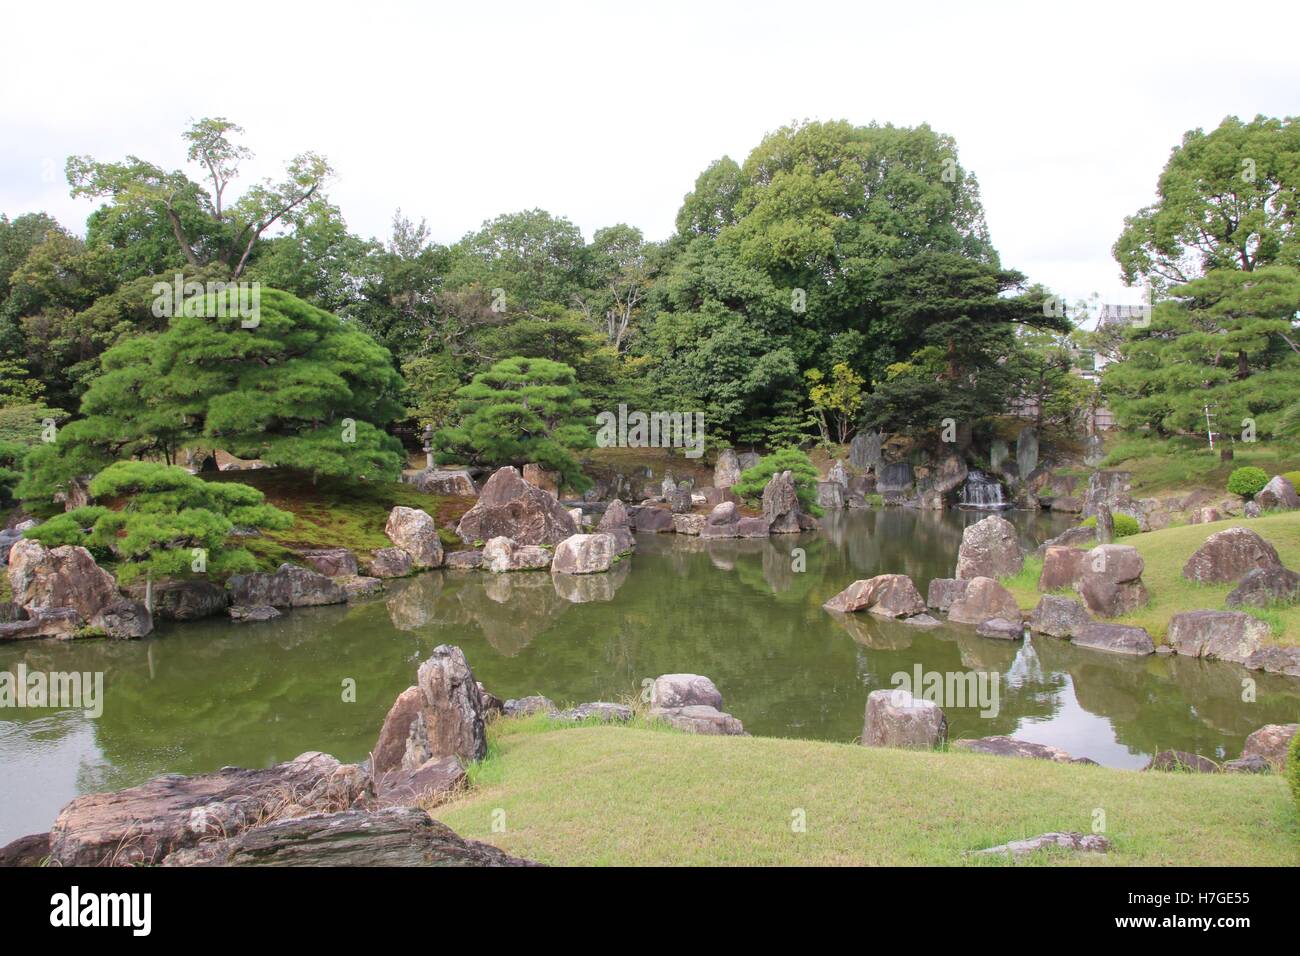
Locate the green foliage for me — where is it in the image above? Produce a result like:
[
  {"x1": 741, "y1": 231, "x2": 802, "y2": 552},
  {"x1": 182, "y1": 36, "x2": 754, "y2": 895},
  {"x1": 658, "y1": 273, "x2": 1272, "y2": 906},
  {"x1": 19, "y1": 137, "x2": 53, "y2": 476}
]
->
[
  {"x1": 861, "y1": 253, "x2": 1067, "y2": 433},
  {"x1": 1115, "y1": 115, "x2": 1300, "y2": 292},
  {"x1": 806, "y1": 363, "x2": 864, "y2": 446},
  {"x1": 732, "y1": 446, "x2": 824, "y2": 517},
  {"x1": 436, "y1": 356, "x2": 594, "y2": 492},
  {"x1": 1079, "y1": 513, "x2": 1141, "y2": 538},
  {"x1": 1102, "y1": 266, "x2": 1300, "y2": 438},
  {"x1": 24, "y1": 462, "x2": 291, "y2": 583},
  {"x1": 1227, "y1": 466, "x2": 1270, "y2": 498},
  {"x1": 1283, "y1": 471, "x2": 1300, "y2": 488},
  {"x1": 19, "y1": 288, "x2": 405, "y2": 500}
]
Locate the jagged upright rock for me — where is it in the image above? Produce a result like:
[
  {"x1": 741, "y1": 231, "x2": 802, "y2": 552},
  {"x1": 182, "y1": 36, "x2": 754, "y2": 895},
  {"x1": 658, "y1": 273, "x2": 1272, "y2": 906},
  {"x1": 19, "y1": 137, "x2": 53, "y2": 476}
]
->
[
  {"x1": 714, "y1": 448, "x2": 742, "y2": 489},
  {"x1": 850, "y1": 430, "x2": 883, "y2": 471},
  {"x1": 385, "y1": 507, "x2": 444, "y2": 568},
  {"x1": 595, "y1": 499, "x2": 635, "y2": 552},
  {"x1": 373, "y1": 646, "x2": 488, "y2": 776},
  {"x1": 456, "y1": 466, "x2": 578, "y2": 547},
  {"x1": 955, "y1": 515, "x2": 1024, "y2": 580}
]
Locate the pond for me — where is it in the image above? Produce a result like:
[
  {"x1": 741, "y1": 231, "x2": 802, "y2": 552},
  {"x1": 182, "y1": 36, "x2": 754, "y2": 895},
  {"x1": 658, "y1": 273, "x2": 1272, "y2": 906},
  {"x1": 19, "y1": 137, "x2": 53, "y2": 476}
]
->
[{"x1": 2, "y1": 508, "x2": 1297, "y2": 844}]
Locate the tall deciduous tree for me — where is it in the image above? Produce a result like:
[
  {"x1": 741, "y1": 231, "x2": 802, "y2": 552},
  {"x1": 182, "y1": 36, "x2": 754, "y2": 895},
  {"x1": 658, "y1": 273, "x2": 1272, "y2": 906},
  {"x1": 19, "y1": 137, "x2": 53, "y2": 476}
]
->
[{"x1": 1114, "y1": 115, "x2": 1300, "y2": 291}]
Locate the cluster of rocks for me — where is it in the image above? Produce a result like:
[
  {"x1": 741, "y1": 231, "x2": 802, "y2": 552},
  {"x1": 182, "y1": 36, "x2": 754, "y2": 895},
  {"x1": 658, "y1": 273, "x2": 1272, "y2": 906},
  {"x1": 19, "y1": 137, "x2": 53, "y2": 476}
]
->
[
  {"x1": 1160, "y1": 526, "x2": 1300, "y2": 676},
  {"x1": 1069, "y1": 470, "x2": 1300, "y2": 531},
  {"x1": 1140, "y1": 723, "x2": 1298, "y2": 775},
  {"x1": 628, "y1": 468, "x2": 818, "y2": 538},
  {"x1": 0, "y1": 645, "x2": 753, "y2": 866},
  {"x1": 860, "y1": 688, "x2": 1294, "y2": 784}
]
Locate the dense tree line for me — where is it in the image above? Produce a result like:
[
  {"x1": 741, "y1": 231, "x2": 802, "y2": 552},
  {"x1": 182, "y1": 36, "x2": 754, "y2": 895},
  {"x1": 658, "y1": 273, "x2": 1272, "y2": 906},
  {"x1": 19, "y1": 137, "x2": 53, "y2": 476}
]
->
[{"x1": 5, "y1": 114, "x2": 1295, "y2": 502}]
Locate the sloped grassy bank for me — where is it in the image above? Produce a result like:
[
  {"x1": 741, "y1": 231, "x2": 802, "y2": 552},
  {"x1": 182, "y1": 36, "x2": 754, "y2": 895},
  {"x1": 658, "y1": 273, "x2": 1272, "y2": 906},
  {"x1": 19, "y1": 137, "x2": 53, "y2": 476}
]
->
[
  {"x1": 1001, "y1": 511, "x2": 1300, "y2": 643},
  {"x1": 432, "y1": 716, "x2": 1298, "y2": 867}
]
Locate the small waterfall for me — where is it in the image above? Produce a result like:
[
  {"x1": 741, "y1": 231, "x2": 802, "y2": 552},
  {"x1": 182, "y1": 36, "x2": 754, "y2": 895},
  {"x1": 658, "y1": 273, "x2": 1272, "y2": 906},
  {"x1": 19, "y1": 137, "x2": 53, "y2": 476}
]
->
[{"x1": 958, "y1": 469, "x2": 1008, "y2": 509}]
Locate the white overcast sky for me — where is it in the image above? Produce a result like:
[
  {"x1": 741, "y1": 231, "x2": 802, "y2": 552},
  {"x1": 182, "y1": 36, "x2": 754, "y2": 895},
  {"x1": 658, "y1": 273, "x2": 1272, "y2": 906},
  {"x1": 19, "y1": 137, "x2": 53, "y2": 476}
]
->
[{"x1": 3, "y1": 0, "x2": 1298, "y2": 305}]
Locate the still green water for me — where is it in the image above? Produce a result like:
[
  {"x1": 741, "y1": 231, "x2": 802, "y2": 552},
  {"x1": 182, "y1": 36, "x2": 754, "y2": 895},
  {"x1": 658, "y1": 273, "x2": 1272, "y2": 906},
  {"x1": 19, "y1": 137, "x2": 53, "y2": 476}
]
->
[{"x1": 2, "y1": 508, "x2": 1297, "y2": 843}]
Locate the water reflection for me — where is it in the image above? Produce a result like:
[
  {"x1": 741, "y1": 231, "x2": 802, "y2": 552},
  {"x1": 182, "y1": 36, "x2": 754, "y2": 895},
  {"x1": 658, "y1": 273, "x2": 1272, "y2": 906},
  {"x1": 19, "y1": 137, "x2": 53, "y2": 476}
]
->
[{"x1": 1, "y1": 508, "x2": 1297, "y2": 843}]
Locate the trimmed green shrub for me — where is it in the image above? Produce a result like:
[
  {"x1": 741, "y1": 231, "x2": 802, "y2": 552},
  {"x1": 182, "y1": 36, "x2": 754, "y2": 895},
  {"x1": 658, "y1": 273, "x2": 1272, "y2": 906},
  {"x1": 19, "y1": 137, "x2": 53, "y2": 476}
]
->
[
  {"x1": 732, "y1": 447, "x2": 824, "y2": 517},
  {"x1": 1227, "y1": 466, "x2": 1269, "y2": 498},
  {"x1": 1282, "y1": 470, "x2": 1300, "y2": 490},
  {"x1": 25, "y1": 461, "x2": 292, "y2": 582},
  {"x1": 1079, "y1": 513, "x2": 1141, "y2": 538}
]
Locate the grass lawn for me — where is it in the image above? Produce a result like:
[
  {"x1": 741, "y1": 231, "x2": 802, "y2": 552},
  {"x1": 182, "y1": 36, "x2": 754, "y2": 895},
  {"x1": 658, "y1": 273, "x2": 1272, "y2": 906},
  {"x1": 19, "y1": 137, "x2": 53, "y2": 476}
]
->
[
  {"x1": 209, "y1": 470, "x2": 474, "y2": 570},
  {"x1": 433, "y1": 717, "x2": 1298, "y2": 866},
  {"x1": 1002, "y1": 511, "x2": 1300, "y2": 643},
  {"x1": 1100, "y1": 435, "x2": 1300, "y2": 497}
]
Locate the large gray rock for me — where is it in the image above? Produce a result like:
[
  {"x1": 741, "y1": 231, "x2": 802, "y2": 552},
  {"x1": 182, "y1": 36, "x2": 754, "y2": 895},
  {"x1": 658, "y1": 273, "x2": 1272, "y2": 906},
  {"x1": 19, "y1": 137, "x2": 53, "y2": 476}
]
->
[
  {"x1": 1072, "y1": 623, "x2": 1155, "y2": 656},
  {"x1": 482, "y1": 537, "x2": 552, "y2": 572},
  {"x1": 650, "y1": 674, "x2": 723, "y2": 710},
  {"x1": 298, "y1": 548, "x2": 358, "y2": 578},
  {"x1": 408, "y1": 468, "x2": 477, "y2": 497},
  {"x1": 763, "y1": 470, "x2": 808, "y2": 533},
  {"x1": 228, "y1": 563, "x2": 347, "y2": 608},
  {"x1": 648, "y1": 673, "x2": 745, "y2": 734},
  {"x1": 161, "y1": 806, "x2": 536, "y2": 867},
  {"x1": 1074, "y1": 544, "x2": 1149, "y2": 617},
  {"x1": 1255, "y1": 475, "x2": 1300, "y2": 511},
  {"x1": 714, "y1": 448, "x2": 742, "y2": 489},
  {"x1": 1226, "y1": 566, "x2": 1300, "y2": 608},
  {"x1": 372, "y1": 645, "x2": 488, "y2": 776},
  {"x1": 92, "y1": 598, "x2": 153, "y2": 639},
  {"x1": 650, "y1": 705, "x2": 747, "y2": 735},
  {"x1": 850, "y1": 430, "x2": 883, "y2": 471},
  {"x1": 1038, "y1": 546, "x2": 1089, "y2": 591},
  {"x1": 862, "y1": 689, "x2": 947, "y2": 749},
  {"x1": 48, "y1": 751, "x2": 369, "y2": 866},
  {"x1": 632, "y1": 506, "x2": 675, "y2": 533},
  {"x1": 8, "y1": 539, "x2": 122, "y2": 625},
  {"x1": 955, "y1": 515, "x2": 1024, "y2": 580},
  {"x1": 456, "y1": 466, "x2": 578, "y2": 546},
  {"x1": 1182, "y1": 527, "x2": 1284, "y2": 583},
  {"x1": 1016, "y1": 426, "x2": 1039, "y2": 478},
  {"x1": 816, "y1": 481, "x2": 845, "y2": 510},
  {"x1": 551, "y1": 533, "x2": 617, "y2": 574},
  {"x1": 385, "y1": 506, "x2": 444, "y2": 569},
  {"x1": 594, "y1": 498, "x2": 635, "y2": 552},
  {"x1": 1240, "y1": 723, "x2": 1299, "y2": 771},
  {"x1": 1165, "y1": 610, "x2": 1271, "y2": 665},
  {"x1": 827, "y1": 459, "x2": 849, "y2": 488},
  {"x1": 126, "y1": 579, "x2": 229, "y2": 622},
  {"x1": 372, "y1": 756, "x2": 467, "y2": 809},
  {"x1": 926, "y1": 577, "x2": 968, "y2": 612},
  {"x1": 877, "y1": 462, "x2": 914, "y2": 501},
  {"x1": 823, "y1": 574, "x2": 926, "y2": 618},
  {"x1": 1027, "y1": 595, "x2": 1092, "y2": 639},
  {"x1": 672, "y1": 513, "x2": 705, "y2": 535},
  {"x1": 976, "y1": 618, "x2": 1024, "y2": 640},
  {"x1": 1083, "y1": 470, "x2": 1136, "y2": 518},
  {"x1": 947, "y1": 577, "x2": 1022, "y2": 626},
  {"x1": 368, "y1": 547, "x2": 414, "y2": 578},
  {"x1": 0, "y1": 606, "x2": 80, "y2": 640}
]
